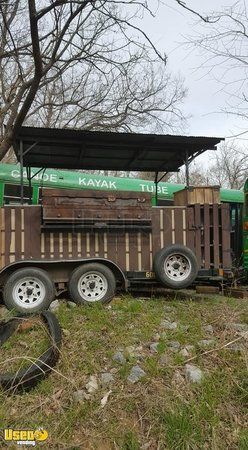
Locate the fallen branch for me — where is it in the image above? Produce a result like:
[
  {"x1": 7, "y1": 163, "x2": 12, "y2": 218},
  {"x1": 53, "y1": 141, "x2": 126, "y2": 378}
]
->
[{"x1": 184, "y1": 332, "x2": 248, "y2": 364}]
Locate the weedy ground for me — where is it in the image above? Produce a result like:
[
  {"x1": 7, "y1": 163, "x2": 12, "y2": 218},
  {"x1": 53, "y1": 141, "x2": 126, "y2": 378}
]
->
[{"x1": 0, "y1": 291, "x2": 247, "y2": 450}]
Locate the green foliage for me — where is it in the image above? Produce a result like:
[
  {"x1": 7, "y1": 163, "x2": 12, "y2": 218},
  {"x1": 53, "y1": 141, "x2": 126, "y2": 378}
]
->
[
  {"x1": 0, "y1": 293, "x2": 247, "y2": 449},
  {"x1": 159, "y1": 405, "x2": 203, "y2": 450},
  {"x1": 239, "y1": 431, "x2": 248, "y2": 450},
  {"x1": 121, "y1": 431, "x2": 140, "y2": 450}
]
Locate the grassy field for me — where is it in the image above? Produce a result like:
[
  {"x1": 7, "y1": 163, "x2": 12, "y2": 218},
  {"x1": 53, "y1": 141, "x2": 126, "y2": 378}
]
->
[{"x1": 0, "y1": 291, "x2": 247, "y2": 449}]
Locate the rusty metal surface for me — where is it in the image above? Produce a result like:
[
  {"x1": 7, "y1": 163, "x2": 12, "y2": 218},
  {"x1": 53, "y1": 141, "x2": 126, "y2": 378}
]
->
[
  {"x1": 42, "y1": 189, "x2": 151, "y2": 225},
  {"x1": 13, "y1": 126, "x2": 224, "y2": 172}
]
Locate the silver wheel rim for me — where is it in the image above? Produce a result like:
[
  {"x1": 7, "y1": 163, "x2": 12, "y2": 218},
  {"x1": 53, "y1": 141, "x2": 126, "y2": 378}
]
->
[
  {"x1": 78, "y1": 271, "x2": 108, "y2": 302},
  {"x1": 13, "y1": 277, "x2": 46, "y2": 309},
  {"x1": 164, "y1": 253, "x2": 192, "y2": 282}
]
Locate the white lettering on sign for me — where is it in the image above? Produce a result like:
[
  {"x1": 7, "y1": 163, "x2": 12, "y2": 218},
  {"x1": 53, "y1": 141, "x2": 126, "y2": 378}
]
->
[
  {"x1": 50, "y1": 174, "x2": 57, "y2": 183},
  {"x1": 161, "y1": 186, "x2": 168, "y2": 194},
  {"x1": 79, "y1": 178, "x2": 87, "y2": 186},
  {"x1": 78, "y1": 177, "x2": 117, "y2": 190},
  {"x1": 9, "y1": 169, "x2": 169, "y2": 195},
  {"x1": 11, "y1": 169, "x2": 58, "y2": 183},
  {"x1": 11, "y1": 170, "x2": 20, "y2": 179},
  {"x1": 139, "y1": 183, "x2": 169, "y2": 196}
]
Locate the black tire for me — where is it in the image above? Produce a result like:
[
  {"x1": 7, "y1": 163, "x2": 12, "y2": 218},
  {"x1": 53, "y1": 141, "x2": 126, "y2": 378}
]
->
[
  {"x1": 0, "y1": 311, "x2": 62, "y2": 393},
  {"x1": 0, "y1": 318, "x2": 20, "y2": 345},
  {"x1": 153, "y1": 244, "x2": 198, "y2": 289},
  {"x1": 69, "y1": 263, "x2": 116, "y2": 305},
  {"x1": 3, "y1": 267, "x2": 55, "y2": 315}
]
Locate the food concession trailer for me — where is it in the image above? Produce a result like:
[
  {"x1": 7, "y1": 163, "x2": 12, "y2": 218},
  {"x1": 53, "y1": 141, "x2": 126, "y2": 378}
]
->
[{"x1": 0, "y1": 127, "x2": 230, "y2": 313}]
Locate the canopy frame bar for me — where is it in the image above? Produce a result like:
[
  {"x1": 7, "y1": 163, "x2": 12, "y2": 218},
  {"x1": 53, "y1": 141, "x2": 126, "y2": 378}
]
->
[{"x1": 14, "y1": 127, "x2": 224, "y2": 205}]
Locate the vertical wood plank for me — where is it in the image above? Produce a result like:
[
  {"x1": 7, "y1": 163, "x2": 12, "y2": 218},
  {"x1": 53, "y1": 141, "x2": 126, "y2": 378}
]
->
[
  {"x1": 174, "y1": 208, "x2": 184, "y2": 245},
  {"x1": 182, "y1": 209, "x2": 187, "y2": 246},
  {"x1": 171, "y1": 209, "x2": 175, "y2": 244},
  {"x1": 4, "y1": 208, "x2": 11, "y2": 265},
  {"x1": 152, "y1": 209, "x2": 161, "y2": 255},
  {"x1": 15, "y1": 208, "x2": 22, "y2": 261},
  {"x1": 44, "y1": 232, "x2": 51, "y2": 259},
  {"x1": 204, "y1": 204, "x2": 210, "y2": 269},
  {"x1": 0, "y1": 208, "x2": 5, "y2": 269},
  {"x1": 71, "y1": 232, "x2": 78, "y2": 259},
  {"x1": 116, "y1": 232, "x2": 126, "y2": 268},
  {"x1": 163, "y1": 209, "x2": 173, "y2": 248},
  {"x1": 186, "y1": 207, "x2": 195, "y2": 252},
  {"x1": 21, "y1": 208, "x2": 25, "y2": 259},
  {"x1": 9, "y1": 208, "x2": 16, "y2": 262},
  {"x1": 103, "y1": 232, "x2": 108, "y2": 259},
  {"x1": 129, "y1": 232, "x2": 138, "y2": 271},
  {"x1": 194, "y1": 204, "x2": 202, "y2": 266},
  {"x1": 149, "y1": 232, "x2": 153, "y2": 270},
  {"x1": 53, "y1": 233, "x2": 60, "y2": 259},
  {"x1": 141, "y1": 231, "x2": 150, "y2": 271},
  {"x1": 107, "y1": 232, "x2": 117, "y2": 264},
  {"x1": 98, "y1": 232, "x2": 104, "y2": 259},
  {"x1": 62, "y1": 232, "x2": 69, "y2": 259},
  {"x1": 68, "y1": 232, "x2": 73, "y2": 258},
  {"x1": 90, "y1": 233, "x2": 95, "y2": 257},
  {"x1": 25, "y1": 207, "x2": 41, "y2": 259},
  {"x1": 81, "y1": 233, "x2": 87, "y2": 258},
  {"x1": 221, "y1": 204, "x2": 232, "y2": 268},
  {"x1": 125, "y1": 232, "x2": 130, "y2": 271},
  {"x1": 160, "y1": 209, "x2": 164, "y2": 248},
  {"x1": 213, "y1": 204, "x2": 220, "y2": 268}
]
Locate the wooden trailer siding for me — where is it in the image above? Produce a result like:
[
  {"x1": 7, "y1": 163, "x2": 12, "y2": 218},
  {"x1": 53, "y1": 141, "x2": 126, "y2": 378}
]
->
[
  {"x1": 174, "y1": 186, "x2": 220, "y2": 206},
  {"x1": 0, "y1": 208, "x2": 5, "y2": 268},
  {"x1": 221, "y1": 204, "x2": 232, "y2": 268},
  {"x1": 152, "y1": 205, "x2": 231, "y2": 270},
  {"x1": 185, "y1": 203, "x2": 231, "y2": 270},
  {"x1": 0, "y1": 206, "x2": 41, "y2": 269},
  {"x1": 38, "y1": 229, "x2": 153, "y2": 272},
  {"x1": 0, "y1": 198, "x2": 232, "y2": 276},
  {"x1": 152, "y1": 207, "x2": 187, "y2": 256}
]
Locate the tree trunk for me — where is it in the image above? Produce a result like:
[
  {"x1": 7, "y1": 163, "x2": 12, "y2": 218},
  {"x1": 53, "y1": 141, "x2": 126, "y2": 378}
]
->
[{"x1": 0, "y1": 130, "x2": 15, "y2": 160}]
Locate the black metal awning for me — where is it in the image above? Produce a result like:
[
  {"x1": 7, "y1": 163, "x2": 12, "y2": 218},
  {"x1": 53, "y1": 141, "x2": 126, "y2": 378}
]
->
[
  {"x1": 13, "y1": 126, "x2": 223, "y2": 172},
  {"x1": 13, "y1": 126, "x2": 224, "y2": 205}
]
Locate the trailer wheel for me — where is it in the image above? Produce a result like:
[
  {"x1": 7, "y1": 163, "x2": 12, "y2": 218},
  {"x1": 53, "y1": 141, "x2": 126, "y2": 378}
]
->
[
  {"x1": 69, "y1": 263, "x2": 116, "y2": 305},
  {"x1": 153, "y1": 244, "x2": 198, "y2": 289},
  {"x1": 3, "y1": 268, "x2": 55, "y2": 314}
]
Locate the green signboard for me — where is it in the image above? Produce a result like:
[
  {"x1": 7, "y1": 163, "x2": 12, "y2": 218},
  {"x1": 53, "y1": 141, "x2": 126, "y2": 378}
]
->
[{"x1": 0, "y1": 163, "x2": 244, "y2": 204}]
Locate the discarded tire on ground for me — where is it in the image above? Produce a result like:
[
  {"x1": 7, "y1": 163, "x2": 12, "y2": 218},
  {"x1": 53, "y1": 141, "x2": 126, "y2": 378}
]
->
[
  {"x1": 3, "y1": 267, "x2": 55, "y2": 315},
  {"x1": 69, "y1": 263, "x2": 116, "y2": 305},
  {"x1": 0, "y1": 311, "x2": 62, "y2": 393},
  {"x1": 153, "y1": 244, "x2": 198, "y2": 289}
]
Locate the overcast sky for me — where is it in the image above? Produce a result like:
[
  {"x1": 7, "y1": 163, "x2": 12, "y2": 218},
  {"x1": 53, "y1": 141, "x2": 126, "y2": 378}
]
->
[{"x1": 141, "y1": 0, "x2": 246, "y2": 143}]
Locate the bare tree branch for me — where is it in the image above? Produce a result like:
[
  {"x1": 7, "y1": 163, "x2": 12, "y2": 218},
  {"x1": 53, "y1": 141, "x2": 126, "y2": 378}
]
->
[
  {"x1": 0, "y1": 0, "x2": 187, "y2": 161},
  {"x1": 181, "y1": 1, "x2": 248, "y2": 132},
  {"x1": 174, "y1": 0, "x2": 220, "y2": 23}
]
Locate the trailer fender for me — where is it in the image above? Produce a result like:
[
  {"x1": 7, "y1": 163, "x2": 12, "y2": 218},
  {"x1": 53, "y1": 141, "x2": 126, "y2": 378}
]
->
[{"x1": 0, "y1": 258, "x2": 128, "y2": 291}]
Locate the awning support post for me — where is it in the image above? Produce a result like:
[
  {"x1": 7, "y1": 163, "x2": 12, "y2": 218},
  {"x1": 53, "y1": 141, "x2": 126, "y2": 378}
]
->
[
  {"x1": 185, "y1": 149, "x2": 190, "y2": 188},
  {"x1": 155, "y1": 171, "x2": 159, "y2": 206},
  {"x1": 18, "y1": 141, "x2": 39, "y2": 205},
  {"x1": 20, "y1": 140, "x2": 24, "y2": 205},
  {"x1": 27, "y1": 166, "x2": 32, "y2": 204}
]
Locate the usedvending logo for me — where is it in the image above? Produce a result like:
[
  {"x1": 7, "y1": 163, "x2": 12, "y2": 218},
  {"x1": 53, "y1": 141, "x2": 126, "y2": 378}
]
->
[{"x1": 3, "y1": 428, "x2": 48, "y2": 446}]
